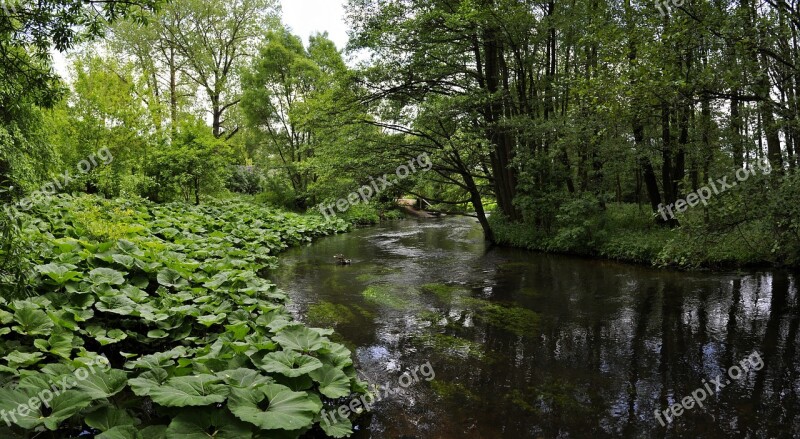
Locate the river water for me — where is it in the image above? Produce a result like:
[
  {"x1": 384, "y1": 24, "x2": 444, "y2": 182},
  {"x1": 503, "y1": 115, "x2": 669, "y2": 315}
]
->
[{"x1": 269, "y1": 216, "x2": 799, "y2": 438}]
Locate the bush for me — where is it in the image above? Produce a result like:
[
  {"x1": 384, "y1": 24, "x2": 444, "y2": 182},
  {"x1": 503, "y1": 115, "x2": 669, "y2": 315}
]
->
[
  {"x1": 548, "y1": 195, "x2": 605, "y2": 252},
  {"x1": 341, "y1": 202, "x2": 381, "y2": 226},
  {"x1": 0, "y1": 210, "x2": 28, "y2": 297},
  {"x1": 382, "y1": 208, "x2": 406, "y2": 220},
  {"x1": 119, "y1": 173, "x2": 156, "y2": 198},
  {"x1": 257, "y1": 176, "x2": 298, "y2": 209},
  {"x1": 227, "y1": 165, "x2": 263, "y2": 195},
  {"x1": 492, "y1": 202, "x2": 681, "y2": 265}
]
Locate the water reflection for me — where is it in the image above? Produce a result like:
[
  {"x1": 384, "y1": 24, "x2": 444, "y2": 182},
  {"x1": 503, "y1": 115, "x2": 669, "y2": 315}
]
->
[{"x1": 269, "y1": 217, "x2": 799, "y2": 438}]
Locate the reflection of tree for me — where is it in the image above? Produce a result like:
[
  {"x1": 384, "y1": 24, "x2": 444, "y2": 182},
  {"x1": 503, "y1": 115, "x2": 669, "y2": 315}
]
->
[
  {"x1": 657, "y1": 278, "x2": 685, "y2": 427},
  {"x1": 623, "y1": 284, "x2": 657, "y2": 437},
  {"x1": 724, "y1": 278, "x2": 743, "y2": 368},
  {"x1": 752, "y1": 273, "x2": 790, "y2": 437},
  {"x1": 781, "y1": 278, "x2": 800, "y2": 434}
]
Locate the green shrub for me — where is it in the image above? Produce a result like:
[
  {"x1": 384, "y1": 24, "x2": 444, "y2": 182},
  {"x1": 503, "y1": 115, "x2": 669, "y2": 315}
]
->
[
  {"x1": 340, "y1": 202, "x2": 381, "y2": 226},
  {"x1": 227, "y1": 165, "x2": 263, "y2": 195},
  {"x1": 382, "y1": 208, "x2": 406, "y2": 220}
]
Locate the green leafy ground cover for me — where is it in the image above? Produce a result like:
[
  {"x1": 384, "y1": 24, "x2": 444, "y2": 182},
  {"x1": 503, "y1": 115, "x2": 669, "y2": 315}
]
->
[{"x1": 0, "y1": 195, "x2": 366, "y2": 438}]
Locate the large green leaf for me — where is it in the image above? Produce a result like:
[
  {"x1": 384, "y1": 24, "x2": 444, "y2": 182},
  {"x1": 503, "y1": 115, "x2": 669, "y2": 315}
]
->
[
  {"x1": 165, "y1": 408, "x2": 253, "y2": 439},
  {"x1": 320, "y1": 416, "x2": 354, "y2": 438},
  {"x1": 96, "y1": 328, "x2": 129, "y2": 345},
  {"x1": 35, "y1": 263, "x2": 82, "y2": 284},
  {"x1": 117, "y1": 239, "x2": 142, "y2": 255},
  {"x1": 0, "y1": 308, "x2": 11, "y2": 325},
  {"x1": 0, "y1": 387, "x2": 43, "y2": 429},
  {"x1": 255, "y1": 350, "x2": 323, "y2": 378},
  {"x1": 85, "y1": 406, "x2": 138, "y2": 431},
  {"x1": 272, "y1": 327, "x2": 326, "y2": 352},
  {"x1": 197, "y1": 313, "x2": 227, "y2": 327},
  {"x1": 42, "y1": 389, "x2": 94, "y2": 430},
  {"x1": 95, "y1": 294, "x2": 137, "y2": 316},
  {"x1": 140, "y1": 426, "x2": 168, "y2": 439},
  {"x1": 89, "y1": 268, "x2": 126, "y2": 286},
  {"x1": 33, "y1": 330, "x2": 74, "y2": 358},
  {"x1": 112, "y1": 254, "x2": 136, "y2": 269},
  {"x1": 76, "y1": 368, "x2": 128, "y2": 399},
  {"x1": 144, "y1": 374, "x2": 230, "y2": 407},
  {"x1": 96, "y1": 425, "x2": 139, "y2": 439},
  {"x1": 318, "y1": 343, "x2": 354, "y2": 369},
  {"x1": 127, "y1": 348, "x2": 187, "y2": 370},
  {"x1": 4, "y1": 351, "x2": 45, "y2": 368},
  {"x1": 228, "y1": 384, "x2": 321, "y2": 431},
  {"x1": 157, "y1": 268, "x2": 189, "y2": 288},
  {"x1": 12, "y1": 305, "x2": 54, "y2": 335},
  {"x1": 216, "y1": 368, "x2": 274, "y2": 389},
  {"x1": 309, "y1": 365, "x2": 351, "y2": 399},
  {"x1": 129, "y1": 368, "x2": 169, "y2": 395}
]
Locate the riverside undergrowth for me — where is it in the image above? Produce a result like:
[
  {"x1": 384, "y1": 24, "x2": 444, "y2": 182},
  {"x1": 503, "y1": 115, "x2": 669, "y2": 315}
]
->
[{"x1": 0, "y1": 194, "x2": 365, "y2": 438}]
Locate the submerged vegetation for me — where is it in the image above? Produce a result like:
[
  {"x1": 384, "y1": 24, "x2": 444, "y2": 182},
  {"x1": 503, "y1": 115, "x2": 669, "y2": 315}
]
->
[
  {"x1": 361, "y1": 285, "x2": 411, "y2": 310},
  {"x1": 306, "y1": 302, "x2": 357, "y2": 328}
]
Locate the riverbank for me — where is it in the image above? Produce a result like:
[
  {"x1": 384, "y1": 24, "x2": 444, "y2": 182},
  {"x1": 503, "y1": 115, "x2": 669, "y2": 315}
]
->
[
  {"x1": 489, "y1": 203, "x2": 797, "y2": 270},
  {"x1": 0, "y1": 194, "x2": 365, "y2": 437}
]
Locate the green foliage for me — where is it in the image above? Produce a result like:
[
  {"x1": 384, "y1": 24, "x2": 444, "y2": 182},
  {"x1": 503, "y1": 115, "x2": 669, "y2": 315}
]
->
[
  {"x1": 0, "y1": 210, "x2": 28, "y2": 298},
  {"x1": 0, "y1": 194, "x2": 362, "y2": 437},
  {"x1": 547, "y1": 195, "x2": 605, "y2": 253},
  {"x1": 255, "y1": 173, "x2": 299, "y2": 209},
  {"x1": 340, "y1": 203, "x2": 381, "y2": 226},
  {"x1": 147, "y1": 119, "x2": 233, "y2": 203},
  {"x1": 241, "y1": 28, "x2": 387, "y2": 209},
  {"x1": 0, "y1": 1, "x2": 161, "y2": 195},
  {"x1": 241, "y1": 29, "x2": 322, "y2": 205},
  {"x1": 492, "y1": 195, "x2": 800, "y2": 269},
  {"x1": 227, "y1": 166, "x2": 263, "y2": 195}
]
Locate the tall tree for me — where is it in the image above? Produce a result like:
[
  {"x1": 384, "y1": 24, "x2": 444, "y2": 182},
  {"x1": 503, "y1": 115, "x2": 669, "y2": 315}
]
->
[
  {"x1": 165, "y1": 0, "x2": 279, "y2": 139},
  {"x1": 0, "y1": 0, "x2": 161, "y2": 195}
]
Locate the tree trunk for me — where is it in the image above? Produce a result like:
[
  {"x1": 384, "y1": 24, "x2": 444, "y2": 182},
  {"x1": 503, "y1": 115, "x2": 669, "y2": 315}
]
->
[
  {"x1": 482, "y1": 24, "x2": 520, "y2": 221},
  {"x1": 661, "y1": 102, "x2": 674, "y2": 205}
]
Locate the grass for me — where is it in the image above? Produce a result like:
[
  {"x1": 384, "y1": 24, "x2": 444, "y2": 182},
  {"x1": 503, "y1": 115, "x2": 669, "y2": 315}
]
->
[{"x1": 491, "y1": 202, "x2": 780, "y2": 270}]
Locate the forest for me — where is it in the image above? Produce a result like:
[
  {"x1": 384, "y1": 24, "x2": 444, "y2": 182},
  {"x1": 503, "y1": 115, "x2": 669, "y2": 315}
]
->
[{"x1": 1, "y1": 0, "x2": 800, "y2": 438}]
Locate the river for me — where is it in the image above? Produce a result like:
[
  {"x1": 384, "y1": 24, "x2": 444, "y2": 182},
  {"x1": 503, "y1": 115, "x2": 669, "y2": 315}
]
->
[{"x1": 269, "y1": 216, "x2": 799, "y2": 438}]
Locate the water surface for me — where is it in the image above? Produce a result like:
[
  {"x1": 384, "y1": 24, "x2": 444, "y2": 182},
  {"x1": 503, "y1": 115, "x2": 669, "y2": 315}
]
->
[{"x1": 270, "y1": 217, "x2": 799, "y2": 438}]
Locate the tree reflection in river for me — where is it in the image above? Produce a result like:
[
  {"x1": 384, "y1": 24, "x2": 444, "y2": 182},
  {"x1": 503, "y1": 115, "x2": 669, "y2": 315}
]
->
[{"x1": 270, "y1": 217, "x2": 799, "y2": 438}]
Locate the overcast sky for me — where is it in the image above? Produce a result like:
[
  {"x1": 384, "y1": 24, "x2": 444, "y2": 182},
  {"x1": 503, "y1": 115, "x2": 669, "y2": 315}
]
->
[
  {"x1": 53, "y1": 0, "x2": 351, "y2": 77},
  {"x1": 281, "y1": 0, "x2": 349, "y2": 49}
]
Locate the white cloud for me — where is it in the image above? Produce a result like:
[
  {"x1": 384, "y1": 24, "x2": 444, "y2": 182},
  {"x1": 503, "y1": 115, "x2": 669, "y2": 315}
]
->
[{"x1": 280, "y1": 0, "x2": 349, "y2": 50}]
